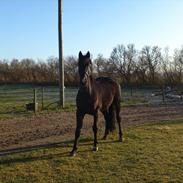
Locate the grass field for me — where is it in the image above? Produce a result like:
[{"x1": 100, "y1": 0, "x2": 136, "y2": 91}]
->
[{"x1": 0, "y1": 120, "x2": 182, "y2": 183}]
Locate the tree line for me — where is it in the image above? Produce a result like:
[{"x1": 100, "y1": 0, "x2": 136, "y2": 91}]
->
[{"x1": 0, "y1": 44, "x2": 183, "y2": 87}]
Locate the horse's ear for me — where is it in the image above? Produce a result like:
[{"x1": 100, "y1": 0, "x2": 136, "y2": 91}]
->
[
  {"x1": 86, "y1": 51, "x2": 90, "y2": 58},
  {"x1": 79, "y1": 51, "x2": 83, "y2": 59}
]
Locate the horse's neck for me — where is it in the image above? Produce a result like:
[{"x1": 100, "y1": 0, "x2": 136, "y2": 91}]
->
[
  {"x1": 89, "y1": 76, "x2": 96, "y2": 95},
  {"x1": 81, "y1": 76, "x2": 96, "y2": 96}
]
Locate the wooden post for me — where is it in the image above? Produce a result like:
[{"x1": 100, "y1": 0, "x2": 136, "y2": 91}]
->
[
  {"x1": 41, "y1": 87, "x2": 44, "y2": 110},
  {"x1": 130, "y1": 87, "x2": 133, "y2": 97},
  {"x1": 162, "y1": 87, "x2": 165, "y2": 103},
  {"x1": 58, "y1": 0, "x2": 65, "y2": 108},
  {"x1": 34, "y1": 89, "x2": 37, "y2": 113}
]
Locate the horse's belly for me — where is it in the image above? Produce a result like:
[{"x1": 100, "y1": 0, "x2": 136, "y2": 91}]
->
[{"x1": 96, "y1": 96, "x2": 114, "y2": 112}]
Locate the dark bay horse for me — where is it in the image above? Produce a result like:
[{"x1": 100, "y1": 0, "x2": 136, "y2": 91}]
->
[{"x1": 70, "y1": 51, "x2": 123, "y2": 156}]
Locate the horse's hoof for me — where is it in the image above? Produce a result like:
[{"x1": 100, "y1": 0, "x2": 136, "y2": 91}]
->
[
  {"x1": 92, "y1": 146, "x2": 98, "y2": 152},
  {"x1": 70, "y1": 151, "x2": 76, "y2": 157},
  {"x1": 119, "y1": 137, "x2": 123, "y2": 142},
  {"x1": 102, "y1": 136, "x2": 107, "y2": 140}
]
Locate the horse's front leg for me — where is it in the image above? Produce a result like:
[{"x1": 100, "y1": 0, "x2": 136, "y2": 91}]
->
[
  {"x1": 70, "y1": 110, "x2": 85, "y2": 156},
  {"x1": 93, "y1": 111, "x2": 99, "y2": 151}
]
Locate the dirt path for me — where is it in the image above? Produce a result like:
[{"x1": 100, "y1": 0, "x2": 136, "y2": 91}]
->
[{"x1": 0, "y1": 105, "x2": 183, "y2": 151}]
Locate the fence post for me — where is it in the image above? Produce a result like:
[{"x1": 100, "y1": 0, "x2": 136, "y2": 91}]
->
[
  {"x1": 34, "y1": 89, "x2": 37, "y2": 113},
  {"x1": 162, "y1": 88, "x2": 165, "y2": 103},
  {"x1": 41, "y1": 87, "x2": 44, "y2": 110},
  {"x1": 130, "y1": 87, "x2": 133, "y2": 97}
]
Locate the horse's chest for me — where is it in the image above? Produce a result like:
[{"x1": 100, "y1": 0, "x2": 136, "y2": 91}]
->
[{"x1": 76, "y1": 92, "x2": 95, "y2": 113}]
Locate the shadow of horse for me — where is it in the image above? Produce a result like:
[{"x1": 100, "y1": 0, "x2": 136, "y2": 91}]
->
[{"x1": 0, "y1": 138, "x2": 119, "y2": 165}]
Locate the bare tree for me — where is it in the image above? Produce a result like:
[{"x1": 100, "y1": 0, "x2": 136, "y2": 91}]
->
[
  {"x1": 160, "y1": 47, "x2": 175, "y2": 85},
  {"x1": 109, "y1": 44, "x2": 137, "y2": 84},
  {"x1": 135, "y1": 55, "x2": 149, "y2": 84},
  {"x1": 93, "y1": 54, "x2": 109, "y2": 77},
  {"x1": 0, "y1": 44, "x2": 183, "y2": 87},
  {"x1": 46, "y1": 57, "x2": 59, "y2": 82},
  {"x1": 64, "y1": 56, "x2": 78, "y2": 86},
  {"x1": 0, "y1": 59, "x2": 10, "y2": 82},
  {"x1": 172, "y1": 47, "x2": 183, "y2": 85},
  {"x1": 140, "y1": 46, "x2": 162, "y2": 84}
]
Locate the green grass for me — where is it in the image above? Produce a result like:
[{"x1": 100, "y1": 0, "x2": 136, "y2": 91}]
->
[
  {"x1": 0, "y1": 104, "x2": 76, "y2": 119},
  {"x1": 0, "y1": 120, "x2": 183, "y2": 183},
  {"x1": 121, "y1": 97, "x2": 148, "y2": 106},
  {"x1": 0, "y1": 100, "x2": 146, "y2": 119}
]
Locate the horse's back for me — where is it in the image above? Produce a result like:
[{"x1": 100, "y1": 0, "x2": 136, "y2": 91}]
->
[
  {"x1": 95, "y1": 77, "x2": 120, "y2": 94},
  {"x1": 95, "y1": 77, "x2": 115, "y2": 83}
]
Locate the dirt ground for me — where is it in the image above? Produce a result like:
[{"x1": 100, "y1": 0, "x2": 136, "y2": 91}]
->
[{"x1": 0, "y1": 105, "x2": 183, "y2": 152}]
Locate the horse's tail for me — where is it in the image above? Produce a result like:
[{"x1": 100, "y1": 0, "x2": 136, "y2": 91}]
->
[
  {"x1": 108, "y1": 104, "x2": 116, "y2": 132},
  {"x1": 118, "y1": 84, "x2": 122, "y2": 101},
  {"x1": 106, "y1": 84, "x2": 121, "y2": 132}
]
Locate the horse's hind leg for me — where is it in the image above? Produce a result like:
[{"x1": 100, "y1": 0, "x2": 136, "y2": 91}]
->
[
  {"x1": 115, "y1": 100, "x2": 123, "y2": 142},
  {"x1": 70, "y1": 110, "x2": 85, "y2": 156},
  {"x1": 109, "y1": 103, "x2": 116, "y2": 132},
  {"x1": 102, "y1": 103, "x2": 116, "y2": 140},
  {"x1": 102, "y1": 111, "x2": 110, "y2": 140},
  {"x1": 93, "y1": 111, "x2": 99, "y2": 151}
]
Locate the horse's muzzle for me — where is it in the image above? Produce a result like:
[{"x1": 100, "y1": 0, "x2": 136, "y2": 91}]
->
[{"x1": 81, "y1": 76, "x2": 87, "y2": 85}]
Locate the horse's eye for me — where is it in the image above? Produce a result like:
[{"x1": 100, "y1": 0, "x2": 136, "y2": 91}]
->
[{"x1": 86, "y1": 61, "x2": 91, "y2": 66}]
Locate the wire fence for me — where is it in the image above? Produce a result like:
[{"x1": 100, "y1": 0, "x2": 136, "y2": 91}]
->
[
  {"x1": 0, "y1": 85, "x2": 183, "y2": 116},
  {"x1": 0, "y1": 86, "x2": 78, "y2": 114}
]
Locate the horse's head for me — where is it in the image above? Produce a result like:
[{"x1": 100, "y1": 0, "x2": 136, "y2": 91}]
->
[{"x1": 78, "y1": 51, "x2": 92, "y2": 86}]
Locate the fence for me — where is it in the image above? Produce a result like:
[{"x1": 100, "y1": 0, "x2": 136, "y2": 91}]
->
[
  {"x1": 0, "y1": 85, "x2": 78, "y2": 115},
  {"x1": 0, "y1": 85, "x2": 182, "y2": 116}
]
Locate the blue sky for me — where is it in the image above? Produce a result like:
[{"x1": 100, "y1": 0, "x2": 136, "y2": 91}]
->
[{"x1": 0, "y1": 0, "x2": 183, "y2": 60}]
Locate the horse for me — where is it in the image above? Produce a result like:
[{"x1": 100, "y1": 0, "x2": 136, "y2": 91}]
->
[{"x1": 70, "y1": 51, "x2": 123, "y2": 156}]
